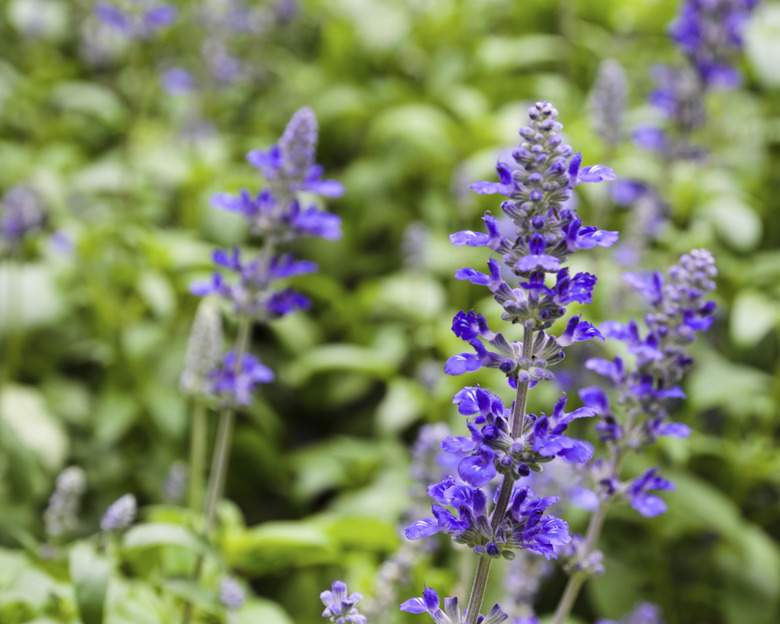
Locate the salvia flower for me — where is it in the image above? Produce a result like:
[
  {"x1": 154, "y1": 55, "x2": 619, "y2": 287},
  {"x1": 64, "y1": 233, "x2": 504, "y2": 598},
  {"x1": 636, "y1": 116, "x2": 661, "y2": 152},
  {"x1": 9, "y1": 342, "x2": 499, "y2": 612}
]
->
[
  {"x1": 247, "y1": 107, "x2": 345, "y2": 198},
  {"x1": 320, "y1": 581, "x2": 366, "y2": 624},
  {"x1": 44, "y1": 466, "x2": 87, "y2": 538},
  {"x1": 402, "y1": 102, "x2": 620, "y2": 623},
  {"x1": 405, "y1": 476, "x2": 571, "y2": 560},
  {"x1": 596, "y1": 602, "x2": 665, "y2": 624},
  {"x1": 208, "y1": 351, "x2": 274, "y2": 406},
  {"x1": 401, "y1": 586, "x2": 508, "y2": 624},
  {"x1": 191, "y1": 248, "x2": 316, "y2": 319},
  {"x1": 569, "y1": 250, "x2": 717, "y2": 525},
  {"x1": 439, "y1": 387, "x2": 595, "y2": 487},
  {"x1": 160, "y1": 67, "x2": 196, "y2": 95},
  {"x1": 451, "y1": 103, "x2": 616, "y2": 333},
  {"x1": 193, "y1": 108, "x2": 342, "y2": 324},
  {"x1": 635, "y1": 1, "x2": 757, "y2": 159},
  {"x1": 1, "y1": 186, "x2": 45, "y2": 252},
  {"x1": 669, "y1": 0, "x2": 759, "y2": 88},
  {"x1": 94, "y1": 0, "x2": 177, "y2": 38},
  {"x1": 220, "y1": 576, "x2": 245, "y2": 610},
  {"x1": 161, "y1": 461, "x2": 188, "y2": 504},
  {"x1": 100, "y1": 493, "x2": 137, "y2": 531},
  {"x1": 587, "y1": 249, "x2": 717, "y2": 445},
  {"x1": 588, "y1": 59, "x2": 628, "y2": 148},
  {"x1": 559, "y1": 534, "x2": 605, "y2": 576}
]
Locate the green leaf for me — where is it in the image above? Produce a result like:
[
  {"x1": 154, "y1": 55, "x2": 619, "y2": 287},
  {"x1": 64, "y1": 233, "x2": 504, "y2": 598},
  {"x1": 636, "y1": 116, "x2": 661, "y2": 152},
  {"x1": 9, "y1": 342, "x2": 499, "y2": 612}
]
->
[
  {"x1": 223, "y1": 522, "x2": 337, "y2": 574},
  {"x1": 159, "y1": 579, "x2": 220, "y2": 614},
  {"x1": 136, "y1": 271, "x2": 176, "y2": 318},
  {"x1": 687, "y1": 353, "x2": 773, "y2": 418},
  {"x1": 0, "y1": 384, "x2": 68, "y2": 473},
  {"x1": 745, "y1": 3, "x2": 780, "y2": 89},
  {"x1": 476, "y1": 35, "x2": 561, "y2": 71},
  {"x1": 705, "y1": 196, "x2": 762, "y2": 251},
  {"x1": 237, "y1": 598, "x2": 294, "y2": 624},
  {"x1": 290, "y1": 437, "x2": 383, "y2": 501},
  {"x1": 0, "y1": 263, "x2": 64, "y2": 332},
  {"x1": 69, "y1": 543, "x2": 110, "y2": 624},
  {"x1": 730, "y1": 289, "x2": 779, "y2": 348},
  {"x1": 122, "y1": 523, "x2": 209, "y2": 554},
  {"x1": 375, "y1": 378, "x2": 426, "y2": 434},
  {"x1": 367, "y1": 105, "x2": 455, "y2": 163},
  {"x1": 283, "y1": 344, "x2": 397, "y2": 385},
  {"x1": 368, "y1": 273, "x2": 446, "y2": 321},
  {"x1": 317, "y1": 515, "x2": 399, "y2": 552},
  {"x1": 50, "y1": 82, "x2": 126, "y2": 125}
]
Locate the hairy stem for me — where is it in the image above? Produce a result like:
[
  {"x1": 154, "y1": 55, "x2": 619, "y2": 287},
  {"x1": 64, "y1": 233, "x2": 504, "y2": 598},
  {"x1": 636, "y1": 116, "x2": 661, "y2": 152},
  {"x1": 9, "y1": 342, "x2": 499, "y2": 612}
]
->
[
  {"x1": 464, "y1": 557, "x2": 493, "y2": 624},
  {"x1": 181, "y1": 317, "x2": 252, "y2": 624},
  {"x1": 550, "y1": 442, "x2": 629, "y2": 624},
  {"x1": 464, "y1": 327, "x2": 534, "y2": 624},
  {"x1": 188, "y1": 401, "x2": 208, "y2": 515}
]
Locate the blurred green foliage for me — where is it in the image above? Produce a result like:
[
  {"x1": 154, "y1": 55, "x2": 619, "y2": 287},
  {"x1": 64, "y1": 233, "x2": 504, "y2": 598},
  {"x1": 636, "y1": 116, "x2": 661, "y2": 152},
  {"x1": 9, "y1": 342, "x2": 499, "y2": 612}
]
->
[{"x1": 1, "y1": 0, "x2": 780, "y2": 623}]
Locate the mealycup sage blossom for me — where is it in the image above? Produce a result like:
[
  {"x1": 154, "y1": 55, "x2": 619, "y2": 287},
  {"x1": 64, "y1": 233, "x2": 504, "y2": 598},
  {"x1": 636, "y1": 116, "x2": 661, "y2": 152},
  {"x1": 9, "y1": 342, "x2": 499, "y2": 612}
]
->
[
  {"x1": 182, "y1": 107, "x2": 343, "y2": 624},
  {"x1": 400, "y1": 101, "x2": 617, "y2": 624},
  {"x1": 549, "y1": 249, "x2": 717, "y2": 624}
]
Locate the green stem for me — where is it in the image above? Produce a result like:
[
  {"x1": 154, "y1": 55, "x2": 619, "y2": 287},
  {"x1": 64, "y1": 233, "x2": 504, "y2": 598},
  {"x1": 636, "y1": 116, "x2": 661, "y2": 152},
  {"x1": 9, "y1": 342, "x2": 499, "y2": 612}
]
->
[
  {"x1": 464, "y1": 557, "x2": 493, "y2": 624},
  {"x1": 188, "y1": 401, "x2": 208, "y2": 515},
  {"x1": 181, "y1": 317, "x2": 253, "y2": 624},
  {"x1": 550, "y1": 499, "x2": 609, "y2": 624},
  {"x1": 202, "y1": 317, "x2": 252, "y2": 531},
  {"x1": 464, "y1": 327, "x2": 534, "y2": 624},
  {"x1": 2, "y1": 255, "x2": 24, "y2": 385},
  {"x1": 550, "y1": 441, "x2": 630, "y2": 624}
]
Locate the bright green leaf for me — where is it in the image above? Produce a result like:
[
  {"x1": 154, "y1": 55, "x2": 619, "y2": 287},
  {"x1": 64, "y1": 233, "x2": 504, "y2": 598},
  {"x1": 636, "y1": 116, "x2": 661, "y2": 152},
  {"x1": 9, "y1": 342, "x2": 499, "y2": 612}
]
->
[{"x1": 69, "y1": 543, "x2": 110, "y2": 624}]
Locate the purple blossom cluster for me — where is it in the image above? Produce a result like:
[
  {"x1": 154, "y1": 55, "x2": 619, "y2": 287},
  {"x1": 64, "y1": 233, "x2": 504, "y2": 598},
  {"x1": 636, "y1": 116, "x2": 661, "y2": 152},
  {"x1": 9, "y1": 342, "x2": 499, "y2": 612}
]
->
[
  {"x1": 219, "y1": 576, "x2": 245, "y2": 611},
  {"x1": 0, "y1": 186, "x2": 45, "y2": 253},
  {"x1": 192, "y1": 108, "x2": 342, "y2": 320},
  {"x1": 320, "y1": 581, "x2": 366, "y2": 624},
  {"x1": 634, "y1": 0, "x2": 758, "y2": 157},
  {"x1": 669, "y1": 0, "x2": 759, "y2": 88},
  {"x1": 576, "y1": 249, "x2": 717, "y2": 517},
  {"x1": 208, "y1": 351, "x2": 274, "y2": 407},
  {"x1": 190, "y1": 107, "x2": 341, "y2": 405},
  {"x1": 402, "y1": 101, "x2": 617, "y2": 623},
  {"x1": 94, "y1": 0, "x2": 177, "y2": 39},
  {"x1": 588, "y1": 59, "x2": 628, "y2": 149},
  {"x1": 596, "y1": 602, "x2": 665, "y2": 624},
  {"x1": 401, "y1": 587, "x2": 508, "y2": 624},
  {"x1": 100, "y1": 493, "x2": 137, "y2": 531}
]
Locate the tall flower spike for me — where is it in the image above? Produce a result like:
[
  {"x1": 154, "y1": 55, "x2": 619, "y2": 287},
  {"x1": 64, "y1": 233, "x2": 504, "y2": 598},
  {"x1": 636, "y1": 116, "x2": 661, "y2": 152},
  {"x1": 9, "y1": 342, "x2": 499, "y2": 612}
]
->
[
  {"x1": 101, "y1": 494, "x2": 137, "y2": 531},
  {"x1": 220, "y1": 577, "x2": 245, "y2": 611},
  {"x1": 247, "y1": 107, "x2": 345, "y2": 197},
  {"x1": 1, "y1": 186, "x2": 45, "y2": 253},
  {"x1": 405, "y1": 101, "x2": 616, "y2": 624},
  {"x1": 596, "y1": 602, "x2": 665, "y2": 624},
  {"x1": 669, "y1": 0, "x2": 758, "y2": 88},
  {"x1": 194, "y1": 108, "x2": 343, "y2": 324},
  {"x1": 44, "y1": 466, "x2": 87, "y2": 538},
  {"x1": 588, "y1": 59, "x2": 628, "y2": 148}
]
